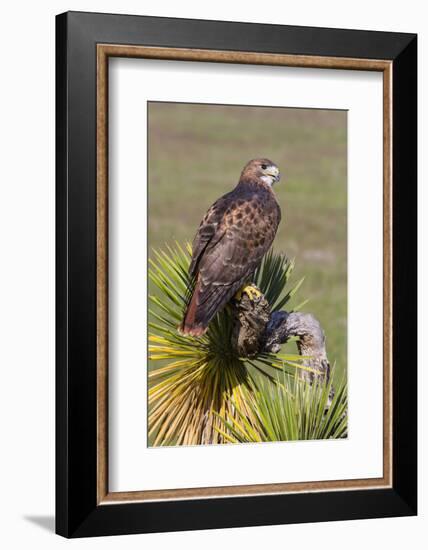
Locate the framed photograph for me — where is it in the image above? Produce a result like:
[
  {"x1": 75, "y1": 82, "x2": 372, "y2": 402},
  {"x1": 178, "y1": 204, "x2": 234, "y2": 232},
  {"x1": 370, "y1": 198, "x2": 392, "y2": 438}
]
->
[{"x1": 56, "y1": 11, "x2": 417, "y2": 538}]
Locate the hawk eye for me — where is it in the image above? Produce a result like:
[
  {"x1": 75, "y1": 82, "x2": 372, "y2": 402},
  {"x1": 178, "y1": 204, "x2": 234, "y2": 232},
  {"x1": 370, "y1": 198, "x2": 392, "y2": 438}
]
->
[{"x1": 261, "y1": 164, "x2": 267, "y2": 170}]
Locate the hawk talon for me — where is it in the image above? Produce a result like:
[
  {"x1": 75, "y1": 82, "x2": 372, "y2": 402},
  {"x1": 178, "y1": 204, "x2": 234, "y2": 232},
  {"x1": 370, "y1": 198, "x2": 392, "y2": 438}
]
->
[{"x1": 235, "y1": 284, "x2": 263, "y2": 302}]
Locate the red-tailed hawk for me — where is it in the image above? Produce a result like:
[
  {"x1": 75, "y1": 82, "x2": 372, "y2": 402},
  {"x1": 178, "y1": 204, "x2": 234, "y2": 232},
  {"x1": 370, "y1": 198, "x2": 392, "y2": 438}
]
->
[{"x1": 180, "y1": 158, "x2": 282, "y2": 337}]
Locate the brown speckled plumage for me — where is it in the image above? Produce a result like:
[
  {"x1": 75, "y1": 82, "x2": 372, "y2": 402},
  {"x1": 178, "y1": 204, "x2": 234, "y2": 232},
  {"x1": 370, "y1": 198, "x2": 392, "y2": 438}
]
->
[{"x1": 180, "y1": 158, "x2": 282, "y2": 336}]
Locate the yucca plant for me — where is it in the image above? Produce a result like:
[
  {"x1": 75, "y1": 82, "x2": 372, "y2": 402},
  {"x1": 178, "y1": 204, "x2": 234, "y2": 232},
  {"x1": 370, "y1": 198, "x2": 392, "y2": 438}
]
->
[
  {"x1": 215, "y1": 369, "x2": 348, "y2": 443},
  {"x1": 148, "y1": 242, "x2": 318, "y2": 446}
]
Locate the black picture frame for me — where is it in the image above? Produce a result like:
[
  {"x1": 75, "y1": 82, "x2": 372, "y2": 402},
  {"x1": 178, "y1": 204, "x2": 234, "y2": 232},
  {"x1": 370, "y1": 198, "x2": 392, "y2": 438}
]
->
[{"x1": 56, "y1": 10, "x2": 417, "y2": 538}]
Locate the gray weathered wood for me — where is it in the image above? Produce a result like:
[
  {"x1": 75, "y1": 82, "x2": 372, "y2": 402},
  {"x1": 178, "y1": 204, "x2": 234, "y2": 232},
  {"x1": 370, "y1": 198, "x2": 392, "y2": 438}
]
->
[{"x1": 231, "y1": 284, "x2": 331, "y2": 384}]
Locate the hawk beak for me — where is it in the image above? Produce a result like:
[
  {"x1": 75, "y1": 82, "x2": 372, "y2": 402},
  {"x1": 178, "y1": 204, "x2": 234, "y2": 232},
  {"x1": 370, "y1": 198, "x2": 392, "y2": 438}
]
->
[{"x1": 267, "y1": 167, "x2": 281, "y2": 183}]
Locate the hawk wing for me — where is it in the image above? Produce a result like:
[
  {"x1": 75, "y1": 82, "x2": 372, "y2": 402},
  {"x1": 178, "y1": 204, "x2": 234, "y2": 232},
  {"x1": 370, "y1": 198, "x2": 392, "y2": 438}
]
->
[
  {"x1": 188, "y1": 193, "x2": 231, "y2": 279},
  {"x1": 182, "y1": 191, "x2": 280, "y2": 335}
]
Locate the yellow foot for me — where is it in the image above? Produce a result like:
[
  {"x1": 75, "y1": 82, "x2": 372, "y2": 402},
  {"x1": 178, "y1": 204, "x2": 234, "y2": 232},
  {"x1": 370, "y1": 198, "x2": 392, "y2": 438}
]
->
[{"x1": 235, "y1": 284, "x2": 262, "y2": 302}]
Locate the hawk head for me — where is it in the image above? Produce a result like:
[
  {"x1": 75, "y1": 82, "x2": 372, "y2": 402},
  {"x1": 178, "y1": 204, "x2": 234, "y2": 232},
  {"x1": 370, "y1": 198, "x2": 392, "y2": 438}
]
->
[{"x1": 240, "y1": 158, "x2": 281, "y2": 187}]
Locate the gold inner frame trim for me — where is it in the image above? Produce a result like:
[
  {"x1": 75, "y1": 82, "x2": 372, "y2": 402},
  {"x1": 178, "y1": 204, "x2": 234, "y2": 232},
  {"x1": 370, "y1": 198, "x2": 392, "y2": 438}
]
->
[{"x1": 96, "y1": 44, "x2": 393, "y2": 505}]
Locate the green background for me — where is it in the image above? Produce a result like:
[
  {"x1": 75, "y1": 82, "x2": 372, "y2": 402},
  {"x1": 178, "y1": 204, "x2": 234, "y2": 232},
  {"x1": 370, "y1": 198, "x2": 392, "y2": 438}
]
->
[{"x1": 148, "y1": 102, "x2": 347, "y2": 377}]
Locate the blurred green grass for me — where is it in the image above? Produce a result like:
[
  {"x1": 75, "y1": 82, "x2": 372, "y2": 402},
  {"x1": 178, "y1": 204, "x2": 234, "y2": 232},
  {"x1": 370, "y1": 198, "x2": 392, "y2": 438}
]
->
[{"x1": 148, "y1": 102, "x2": 347, "y2": 378}]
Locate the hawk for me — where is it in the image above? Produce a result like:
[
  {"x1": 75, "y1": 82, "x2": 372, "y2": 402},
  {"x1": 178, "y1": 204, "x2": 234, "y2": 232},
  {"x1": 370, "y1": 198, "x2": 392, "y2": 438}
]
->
[{"x1": 180, "y1": 158, "x2": 282, "y2": 337}]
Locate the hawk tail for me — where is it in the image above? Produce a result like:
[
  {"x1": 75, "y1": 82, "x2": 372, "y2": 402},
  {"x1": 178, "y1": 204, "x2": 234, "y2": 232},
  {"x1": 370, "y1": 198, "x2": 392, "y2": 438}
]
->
[{"x1": 179, "y1": 280, "x2": 208, "y2": 337}]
